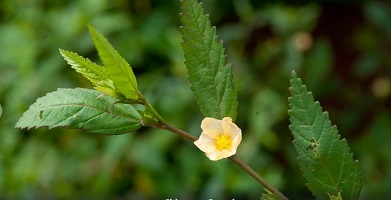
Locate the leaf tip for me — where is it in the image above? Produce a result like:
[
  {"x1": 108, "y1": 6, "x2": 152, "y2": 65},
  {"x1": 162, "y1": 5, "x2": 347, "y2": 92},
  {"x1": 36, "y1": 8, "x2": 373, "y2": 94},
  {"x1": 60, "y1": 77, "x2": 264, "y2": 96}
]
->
[
  {"x1": 59, "y1": 48, "x2": 67, "y2": 57},
  {"x1": 87, "y1": 25, "x2": 101, "y2": 39},
  {"x1": 291, "y1": 70, "x2": 297, "y2": 79},
  {"x1": 87, "y1": 24, "x2": 95, "y2": 31}
]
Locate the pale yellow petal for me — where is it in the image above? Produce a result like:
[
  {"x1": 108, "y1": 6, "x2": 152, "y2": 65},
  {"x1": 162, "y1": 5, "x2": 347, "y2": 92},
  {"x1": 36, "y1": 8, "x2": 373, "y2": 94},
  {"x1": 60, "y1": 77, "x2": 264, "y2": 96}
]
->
[
  {"x1": 222, "y1": 117, "x2": 240, "y2": 138},
  {"x1": 197, "y1": 117, "x2": 242, "y2": 161},
  {"x1": 201, "y1": 117, "x2": 223, "y2": 138},
  {"x1": 231, "y1": 133, "x2": 242, "y2": 151},
  {"x1": 206, "y1": 149, "x2": 235, "y2": 161},
  {"x1": 194, "y1": 133, "x2": 216, "y2": 153}
]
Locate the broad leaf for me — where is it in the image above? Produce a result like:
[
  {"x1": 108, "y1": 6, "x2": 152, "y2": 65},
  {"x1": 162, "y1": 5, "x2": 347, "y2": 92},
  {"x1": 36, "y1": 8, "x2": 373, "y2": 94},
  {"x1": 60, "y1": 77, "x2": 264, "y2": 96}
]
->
[
  {"x1": 288, "y1": 71, "x2": 362, "y2": 199},
  {"x1": 88, "y1": 26, "x2": 139, "y2": 101},
  {"x1": 59, "y1": 49, "x2": 122, "y2": 98},
  {"x1": 16, "y1": 88, "x2": 142, "y2": 134},
  {"x1": 180, "y1": 0, "x2": 238, "y2": 121}
]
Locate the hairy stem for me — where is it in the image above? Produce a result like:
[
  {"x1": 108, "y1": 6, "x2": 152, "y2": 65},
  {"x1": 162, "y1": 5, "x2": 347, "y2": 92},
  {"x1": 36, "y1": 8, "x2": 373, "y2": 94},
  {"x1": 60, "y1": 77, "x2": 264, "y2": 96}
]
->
[{"x1": 158, "y1": 121, "x2": 198, "y2": 142}]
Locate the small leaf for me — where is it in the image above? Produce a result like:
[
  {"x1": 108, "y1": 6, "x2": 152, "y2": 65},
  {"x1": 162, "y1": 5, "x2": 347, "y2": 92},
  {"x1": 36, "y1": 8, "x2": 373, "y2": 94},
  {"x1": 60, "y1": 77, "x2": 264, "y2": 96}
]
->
[
  {"x1": 328, "y1": 192, "x2": 343, "y2": 200},
  {"x1": 288, "y1": 71, "x2": 362, "y2": 199},
  {"x1": 59, "y1": 49, "x2": 122, "y2": 98},
  {"x1": 180, "y1": 0, "x2": 238, "y2": 121},
  {"x1": 16, "y1": 88, "x2": 142, "y2": 134},
  {"x1": 262, "y1": 189, "x2": 278, "y2": 200},
  {"x1": 88, "y1": 25, "x2": 139, "y2": 101},
  {"x1": 93, "y1": 86, "x2": 122, "y2": 99}
]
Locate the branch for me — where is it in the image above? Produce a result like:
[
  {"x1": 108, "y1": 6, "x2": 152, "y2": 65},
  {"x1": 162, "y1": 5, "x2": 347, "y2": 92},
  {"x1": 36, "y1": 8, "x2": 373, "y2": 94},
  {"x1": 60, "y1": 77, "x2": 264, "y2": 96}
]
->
[{"x1": 153, "y1": 118, "x2": 289, "y2": 200}]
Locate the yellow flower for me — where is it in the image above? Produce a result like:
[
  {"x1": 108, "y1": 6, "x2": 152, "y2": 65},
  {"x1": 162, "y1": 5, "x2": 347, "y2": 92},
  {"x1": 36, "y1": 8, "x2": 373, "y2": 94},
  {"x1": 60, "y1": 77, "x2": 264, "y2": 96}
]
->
[{"x1": 194, "y1": 117, "x2": 242, "y2": 161}]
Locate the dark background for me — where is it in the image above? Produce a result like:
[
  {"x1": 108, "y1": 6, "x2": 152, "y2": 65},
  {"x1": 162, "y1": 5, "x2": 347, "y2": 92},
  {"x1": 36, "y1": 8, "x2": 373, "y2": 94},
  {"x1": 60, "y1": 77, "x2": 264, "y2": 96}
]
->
[{"x1": 0, "y1": 0, "x2": 390, "y2": 199}]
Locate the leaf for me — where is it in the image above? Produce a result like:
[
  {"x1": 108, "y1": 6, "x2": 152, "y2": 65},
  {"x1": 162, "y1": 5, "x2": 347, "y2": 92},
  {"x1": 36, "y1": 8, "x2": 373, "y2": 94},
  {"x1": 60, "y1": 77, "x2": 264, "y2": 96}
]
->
[
  {"x1": 16, "y1": 88, "x2": 142, "y2": 135},
  {"x1": 328, "y1": 192, "x2": 343, "y2": 200},
  {"x1": 59, "y1": 49, "x2": 122, "y2": 98},
  {"x1": 262, "y1": 189, "x2": 278, "y2": 200},
  {"x1": 180, "y1": 0, "x2": 238, "y2": 121},
  {"x1": 288, "y1": 71, "x2": 362, "y2": 199},
  {"x1": 88, "y1": 25, "x2": 139, "y2": 101}
]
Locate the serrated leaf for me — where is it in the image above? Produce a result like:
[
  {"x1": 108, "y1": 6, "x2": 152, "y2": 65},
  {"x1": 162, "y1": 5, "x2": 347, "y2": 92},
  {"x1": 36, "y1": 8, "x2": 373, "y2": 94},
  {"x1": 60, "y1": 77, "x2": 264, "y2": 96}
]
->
[
  {"x1": 16, "y1": 88, "x2": 142, "y2": 134},
  {"x1": 288, "y1": 71, "x2": 362, "y2": 200},
  {"x1": 180, "y1": 0, "x2": 238, "y2": 121},
  {"x1": 59, "y1": 49, "x2": 122, "y2": 98},
  {"x1": 88, "y1": 25, "x2": 139, "y2": 101}
]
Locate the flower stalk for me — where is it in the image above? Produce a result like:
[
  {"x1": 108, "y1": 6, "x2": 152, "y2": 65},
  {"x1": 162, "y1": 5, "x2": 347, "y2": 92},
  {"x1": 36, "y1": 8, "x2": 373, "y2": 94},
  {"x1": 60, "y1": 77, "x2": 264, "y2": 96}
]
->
[{"x1": 142, "y1": 100, "x2": 289, "y2": 199}]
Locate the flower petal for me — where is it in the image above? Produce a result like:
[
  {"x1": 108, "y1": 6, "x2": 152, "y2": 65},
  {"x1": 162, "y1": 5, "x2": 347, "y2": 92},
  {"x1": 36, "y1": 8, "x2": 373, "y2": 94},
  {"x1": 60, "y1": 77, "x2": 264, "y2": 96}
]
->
[
  {"x1": 201, "y1": 117, "x2": 223, "y2": 138},
  {"x1": 196, "y1": 117, "x2": 242, "y2": 161},
  {"x1": 206, "y1": 149, "x2": 235, "y2": 161},
  {"x1": 194, "y1": 132, "x2": 216, "y2": 153},
  {"x1": 222, "y1": 117, "x2": 239, "y2": 138},
  {"x1": 231, "y1": 133, "x2": 242, "y2": 150}
]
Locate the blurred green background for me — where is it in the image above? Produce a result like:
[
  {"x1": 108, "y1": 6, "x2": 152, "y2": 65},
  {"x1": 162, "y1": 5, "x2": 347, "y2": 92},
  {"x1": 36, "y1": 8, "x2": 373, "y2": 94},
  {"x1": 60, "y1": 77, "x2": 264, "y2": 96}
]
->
[{"x1": 1, "y1": 0, "x2": 390, "y2": 199}]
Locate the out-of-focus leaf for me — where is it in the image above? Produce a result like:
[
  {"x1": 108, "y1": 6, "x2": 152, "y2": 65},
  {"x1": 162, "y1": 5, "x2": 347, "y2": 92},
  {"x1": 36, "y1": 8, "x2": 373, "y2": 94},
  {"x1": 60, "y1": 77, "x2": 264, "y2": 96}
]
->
[
  {"x1": 364, "y1": 2, "x2": 391, "y2": 36},
  {"x1": 263, "y1": 5, "x2": 319, "y2": 34},
  {"x1": 16, "y1": 88, "x2": 142, "y2": 134},
  {"x1": 249, "y1": 88, "x2": 285, "y2": 150},
  {"x1": 304, "y1": 39, "x2": 332, "y2": 86}
]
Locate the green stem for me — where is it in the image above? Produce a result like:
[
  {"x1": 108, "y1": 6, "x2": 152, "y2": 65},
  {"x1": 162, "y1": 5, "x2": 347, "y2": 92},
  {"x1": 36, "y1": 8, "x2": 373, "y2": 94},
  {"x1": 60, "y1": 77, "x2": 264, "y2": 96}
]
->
[
  {"x1": 158, "y1": 121, "x2": 198, "y2": 142},
  {"x1": 137, "y1": 92, "x2": 165, "y2": 123},
  {"x1": 144, "y1": 101, "x2": 165, "y2": 123}
]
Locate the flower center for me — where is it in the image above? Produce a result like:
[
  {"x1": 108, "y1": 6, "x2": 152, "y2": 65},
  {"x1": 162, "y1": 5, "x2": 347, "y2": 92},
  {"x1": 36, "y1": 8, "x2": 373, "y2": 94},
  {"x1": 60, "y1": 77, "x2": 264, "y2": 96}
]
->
[{"x1": 215, "y1": 134, "x2": 232, "y2": 151}]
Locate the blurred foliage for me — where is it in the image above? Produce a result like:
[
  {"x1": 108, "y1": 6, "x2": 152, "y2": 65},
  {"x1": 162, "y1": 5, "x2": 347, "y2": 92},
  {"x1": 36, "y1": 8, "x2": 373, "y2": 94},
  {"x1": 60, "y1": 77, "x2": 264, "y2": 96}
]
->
[{"x1": 0, "y1": 0, "x2": 390, "y2": 199}]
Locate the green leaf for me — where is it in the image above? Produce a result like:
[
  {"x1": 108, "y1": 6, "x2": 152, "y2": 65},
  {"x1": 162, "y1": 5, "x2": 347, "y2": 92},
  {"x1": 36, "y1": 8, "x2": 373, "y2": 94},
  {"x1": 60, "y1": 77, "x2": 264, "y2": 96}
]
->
[
  {"x1": 262, "y1": 189, "x2": 278, "y2": 200},
  {"x1": 59, "y1": 49, "x2": 122, "y2": 98},
  {"x1": 180, "y1": 0, "x2": 238, "y2": 121},
  {"x1": 16, "y1": 88, "x2": 142, "y2": 134},
  {"x1": 88, "y1": 25, "x2": 139, "y2": 101},
  {"x1": 328, "y1": 192, "x2": 343, "y2": 200},
  {"x1": 288, "y1": 71, "x2": 362, "y2": 199}
]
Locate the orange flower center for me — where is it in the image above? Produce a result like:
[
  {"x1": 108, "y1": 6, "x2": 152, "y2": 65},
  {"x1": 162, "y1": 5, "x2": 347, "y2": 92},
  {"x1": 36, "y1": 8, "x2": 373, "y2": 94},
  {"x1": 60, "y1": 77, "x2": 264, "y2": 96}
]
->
[{"x1": 215, "y1": 134, "x2": 232, "y2": 151}]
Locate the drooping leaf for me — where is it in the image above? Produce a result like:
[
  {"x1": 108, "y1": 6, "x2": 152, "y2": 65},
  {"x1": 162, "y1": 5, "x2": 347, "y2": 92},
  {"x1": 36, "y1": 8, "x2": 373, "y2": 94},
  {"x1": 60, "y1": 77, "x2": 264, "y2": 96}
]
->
[
  {"x1": 180, "y1": 0, "x2": 238, "y2": 121},
  {"x1": 88, "y1": 25, "x2": 139, "y2": 101},
  {"x1": 288, "y1": 71, "x2": 362, "y2": 199},
  {"x1": 59, "y1": 49, "x2": 122, "y2": 98},
  {"x1": 16, "y1": 88, "x2": 142, "y2": 134}
]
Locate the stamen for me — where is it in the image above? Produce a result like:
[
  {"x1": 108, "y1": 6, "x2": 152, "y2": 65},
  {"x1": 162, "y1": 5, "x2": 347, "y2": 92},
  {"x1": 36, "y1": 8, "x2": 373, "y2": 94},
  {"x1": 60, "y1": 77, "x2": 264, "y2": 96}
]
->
[{"x1": 215, "y1": 134, "x2": 232, "y2": 150}]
